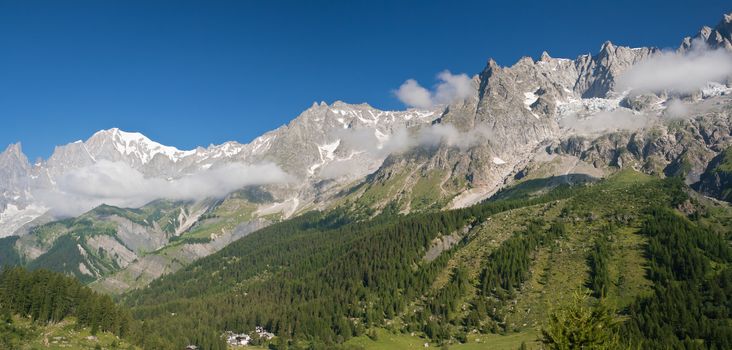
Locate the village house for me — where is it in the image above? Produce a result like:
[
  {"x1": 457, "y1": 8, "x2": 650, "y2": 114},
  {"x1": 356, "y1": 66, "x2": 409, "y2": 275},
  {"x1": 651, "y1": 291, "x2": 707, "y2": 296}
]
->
[
  {"x1": 223, "y1": 327, "x2": 275, "y2": 347},
  {"x1": 254, "y1": 326, "x2": 275, "y2": 340},
  {"x1": 224, "y1": 331, "x2": 251, "y2": 346}
]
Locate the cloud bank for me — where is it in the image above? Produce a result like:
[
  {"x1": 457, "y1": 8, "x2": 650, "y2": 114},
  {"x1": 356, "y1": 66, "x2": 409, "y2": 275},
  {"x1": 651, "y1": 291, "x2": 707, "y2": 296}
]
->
[
  {"x1": 336, "y1": 123, "x2": 492, "y2": 156},
  {"x1": 395, "y1": 71, "x2": 476, "y2": 108},
  {"x1": 318, "y1": 123, "x2": 493, "y2": 179},
  {"x1": 617, "y1": 41, "x2": 732, "y2": 94},
  {"x1": 36, "y1": 161, "x2": 292, "y2": 216},
  {"x1": 560, "y1": 109, "x2": 650, "y2": 134},
  {"x1": 663, "y1": 99, "x2": 691, "y2": 119}
]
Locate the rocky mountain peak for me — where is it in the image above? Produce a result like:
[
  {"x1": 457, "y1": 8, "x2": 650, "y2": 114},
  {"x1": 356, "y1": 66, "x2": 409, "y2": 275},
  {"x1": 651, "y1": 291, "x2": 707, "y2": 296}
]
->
[
  {"x1": 599, "y1": 40, "x2": 616, "y2": 54},
  {"x1": 486, "y1": 58, "x2": 500, "y2": 71},
  {"x1": 0, "y1": 142, "x2": 33, "y2": 218},
  {"x1": 516, "y1": 56, "x2": 535, "y2": 65},
  {"x1": 0, "y1": 143, "x2": 31, "y2": 178},
  {"x1": 719, "y1": 12, "x2": 732, "y2": 34},
  {"x1": 539, "y1": 51, "x2": 552, "y2": 62},
  {"x1": 700, "y1": 25, "x2": 714, "y2": 39},
  {"x1": 682, "y1": 12, "x2": 732, "y2": 51},
  {"x1": 1, "y1": 143, "x2": 27, "y2": 162}
]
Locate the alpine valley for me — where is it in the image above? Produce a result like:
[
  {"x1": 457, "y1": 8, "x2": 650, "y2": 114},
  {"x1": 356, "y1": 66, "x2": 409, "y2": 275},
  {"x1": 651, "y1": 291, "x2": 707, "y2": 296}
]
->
[{"x1": 2, "y1": 11, "x2": 732, "y2": 350}]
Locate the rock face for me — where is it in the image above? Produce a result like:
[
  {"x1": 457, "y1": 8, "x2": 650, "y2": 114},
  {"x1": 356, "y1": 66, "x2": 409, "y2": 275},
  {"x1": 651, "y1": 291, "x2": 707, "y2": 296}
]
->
[
  {"x1": 550, "y1": 108, "x2": 732, "y2": 178},
  {"x1": 355, "y1": 12, "x2": 732, "y2": 210},
  {"x1": 0, "y1": 143, "x2": 40, "y2": 237},
  {"x1": 362, "y1": 41, "x2": 658, "y2": 208},
  {"x1": 449, "y1": 41, "x2": 655, "y2": 146},
  {"x1": 0, "y1": 144, "x2": 31, "y2": 204},
  {"x1": 10, "y1": 195, "x2": 272, "y2": 293},
  {"x1": 681, "y1": 13, "x2": 732, "y2": 51},
  {"x1": 695, "y1": 146, "x2": 732, "y2": 202},
  {"x1": 93, "y1": 216, "x2": 268, "y2": 294}
]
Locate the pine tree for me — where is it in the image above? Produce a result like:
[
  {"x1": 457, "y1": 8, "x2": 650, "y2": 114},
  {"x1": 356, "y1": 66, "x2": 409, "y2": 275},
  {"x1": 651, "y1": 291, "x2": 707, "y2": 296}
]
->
[{"x1": 540, "y1": 291, "x2": 621, "y2": 350}]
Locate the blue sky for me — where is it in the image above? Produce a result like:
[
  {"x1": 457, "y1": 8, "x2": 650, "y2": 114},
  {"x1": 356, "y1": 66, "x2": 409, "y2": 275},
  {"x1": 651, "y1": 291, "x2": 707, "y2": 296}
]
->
[{"x1": 1, "y1": 0, "x2": 729, "y2": 160}]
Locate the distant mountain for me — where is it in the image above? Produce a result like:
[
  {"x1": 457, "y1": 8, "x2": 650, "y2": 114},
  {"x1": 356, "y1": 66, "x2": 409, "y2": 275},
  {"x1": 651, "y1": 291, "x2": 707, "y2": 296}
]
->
[{"x1": 0, "y1": 103, "x2": 439, "y2": 237}]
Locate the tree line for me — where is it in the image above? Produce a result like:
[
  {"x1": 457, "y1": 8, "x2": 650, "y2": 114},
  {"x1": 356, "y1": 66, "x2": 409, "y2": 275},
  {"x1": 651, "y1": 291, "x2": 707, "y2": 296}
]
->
[{"x1": 621, "y1": 208, "x2": 732, "y2": 349}]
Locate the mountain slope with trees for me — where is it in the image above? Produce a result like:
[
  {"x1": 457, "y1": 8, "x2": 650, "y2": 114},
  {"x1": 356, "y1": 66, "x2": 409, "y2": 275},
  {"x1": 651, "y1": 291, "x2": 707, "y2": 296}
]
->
[{"x1": 111, "y1": 170, "x2": 732, "y2": 349}]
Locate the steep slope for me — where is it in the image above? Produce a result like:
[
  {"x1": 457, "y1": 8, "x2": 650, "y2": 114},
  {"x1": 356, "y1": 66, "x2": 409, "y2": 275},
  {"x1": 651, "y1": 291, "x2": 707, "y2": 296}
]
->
[
  {"x1": 92, "y1": 190, "x2": 270, "y2": 294},
  {"x1": 13, "y1": 199, "x2": 215, "y2": 283},
  {"x1": 0, "y1": 143, "x2": 43, "y2": 237},
  {"x1": 695, "y1": 145, "x2": 732, "y2": 201},
  {"x1": 120, "y1": 170, "x2": 732, "y2": 349},
  {"x1": 1, "y1": 191, "x2": 276, "y2": 293}
]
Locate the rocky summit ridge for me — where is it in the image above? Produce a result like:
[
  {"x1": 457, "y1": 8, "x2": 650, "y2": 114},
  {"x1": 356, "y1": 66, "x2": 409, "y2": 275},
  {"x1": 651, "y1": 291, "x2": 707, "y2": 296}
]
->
[{"x1": 374, "y1": 12, "x2": 732, "y2": 210}]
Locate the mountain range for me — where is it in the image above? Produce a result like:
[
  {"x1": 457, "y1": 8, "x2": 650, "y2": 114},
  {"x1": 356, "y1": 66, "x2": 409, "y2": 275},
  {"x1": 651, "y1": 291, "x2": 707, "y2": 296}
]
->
[{"x1": 2, "y1": 13, "x2": 732, "y2": 294}]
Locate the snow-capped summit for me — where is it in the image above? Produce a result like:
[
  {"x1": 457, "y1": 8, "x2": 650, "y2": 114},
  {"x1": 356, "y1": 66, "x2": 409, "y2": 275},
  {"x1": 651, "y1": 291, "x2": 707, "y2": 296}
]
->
[
  {"x1": 85, "y1": 128, "x2": 196, "y2": 164},
  {"x1": 0, "y1": 99, "x2": 444, "y2": 237}
]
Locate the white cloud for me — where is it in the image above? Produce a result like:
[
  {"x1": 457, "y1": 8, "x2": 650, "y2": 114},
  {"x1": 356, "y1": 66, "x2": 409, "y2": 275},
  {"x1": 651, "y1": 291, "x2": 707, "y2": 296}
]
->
[
  {"x1": 434, "y1": 71, "x2": 475, "y2": 105},
  {"x1": 317, "y1": 159, "x2": 362, "y2": 179},
  {"x1": 416, "y1": 123, "x2": 492, "y2": 149},
  {"x1": 395, "y1": 70, "x2": 476, "y2": 108},
  {"x1": 560, "y1": 109, "x2": 650, "y2": 134},
  {"x1": 394, "y1": 79, "x2": 433, "y2": 109},
  {"x1": 663, "y1": 99, "x2": 691, "y2": 119},
  {"x1": 35, "y1": 161, "x2": 292, "y2": 216},
  {"x1": 318, "y1": 123, "x2": 493, "y2": 180},
  {"x1": 332, "y1": 123, "x2": 491, "y2": 161},
  {"x1": 617, "y1": 40, "x2": 732, "y2": 94}
]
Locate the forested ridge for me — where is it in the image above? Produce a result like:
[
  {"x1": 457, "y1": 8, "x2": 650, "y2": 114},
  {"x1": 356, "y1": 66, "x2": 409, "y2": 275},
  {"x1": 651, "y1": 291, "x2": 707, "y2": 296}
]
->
[
  {"x1": 0, "y1": 267, "x2": 132, "y2": 335},
  {"x1": 122, "y1": 173, "x2": 732, "y2": 349},
  {"x1": 0, "y1": 267, "x2": 136, "y2": 348},
  {"x1": 121, "y1": 185, "x2": 578, "y2": 349},
  {"x1": 621, "y1": 209, "x2": 732, "y2": 349},
  {"x1": 1, "y1": 171, "x2": 731, "y2": 349}
]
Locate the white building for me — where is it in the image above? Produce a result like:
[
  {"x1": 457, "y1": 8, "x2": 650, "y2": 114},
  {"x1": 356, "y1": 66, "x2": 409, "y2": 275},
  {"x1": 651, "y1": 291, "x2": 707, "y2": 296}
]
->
[{"x1": 224, "y1": 331, "x2": 251, "y2": 346}]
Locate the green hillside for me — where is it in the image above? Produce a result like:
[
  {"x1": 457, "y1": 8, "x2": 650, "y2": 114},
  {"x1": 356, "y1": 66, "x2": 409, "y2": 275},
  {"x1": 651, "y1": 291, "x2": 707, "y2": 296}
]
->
[
  {"x1": 114, "y1": 170, "x2": 732, "y2": 349},
  {"x1": 0, "y1": 267, "x2": 139, "y2": 349},
  {"x1": 4, "y1": 171, "x2": 729, "y2": 350},
  {"x1": 0, "y1": 315, "x2": 140, "y2": 350}
]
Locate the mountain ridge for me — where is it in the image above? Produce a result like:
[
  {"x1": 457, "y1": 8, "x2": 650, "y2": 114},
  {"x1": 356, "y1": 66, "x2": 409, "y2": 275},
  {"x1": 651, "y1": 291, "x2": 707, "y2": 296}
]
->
[{"x1": 3, "y1": 11, "x2": 732, "y2": 298}]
